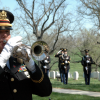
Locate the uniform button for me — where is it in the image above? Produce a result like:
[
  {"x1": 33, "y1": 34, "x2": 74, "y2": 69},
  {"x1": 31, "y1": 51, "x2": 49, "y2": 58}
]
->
[
  {"x1": 11, "y1": 78, "x2": 14, "y2": 81},
  {"x1": 13, "y1": 89, "x2": 17, "y2": 93}
]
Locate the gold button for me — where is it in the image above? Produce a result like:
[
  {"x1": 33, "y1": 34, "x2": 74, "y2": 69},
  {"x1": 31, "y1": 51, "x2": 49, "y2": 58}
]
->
[
  {"x1": 13, "y1": 89, "x2": 17, "y2": 93},
  {"x1": 11, "y1": 78, "x2": 14, "y2": 81}
]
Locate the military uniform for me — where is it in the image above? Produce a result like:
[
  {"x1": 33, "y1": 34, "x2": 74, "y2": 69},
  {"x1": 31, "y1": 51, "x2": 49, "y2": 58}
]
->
[
  {"x1": 40, "y1": 55, "x2": 51, "y2": 77},
  {"x1": 54, "y1": 48, "x2": 64, "y2": 82},
  {"x1": 61, "y1": 49, "x2": 70, "y2": 84},
  {"x1": 81, "y1": 49, "x2": 94, "y2": 85},
  {"x1": 0, "y1": 56, "x2": 52, "y2": 100},
  {"x1": 0, "y1": 10, "x2": 52, "y2": 100}
]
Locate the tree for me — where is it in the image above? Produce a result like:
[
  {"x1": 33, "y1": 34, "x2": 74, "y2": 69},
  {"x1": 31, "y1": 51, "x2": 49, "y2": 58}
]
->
[
  {"x1": 15, "y1": 0, "x2": 74, "y2": 53},
  {"x1": 72, "y1": 28, "x2": 100, "y2": 71},
  {"x1": 77, "y1": 0, "x2": 100, "y2": 30}
]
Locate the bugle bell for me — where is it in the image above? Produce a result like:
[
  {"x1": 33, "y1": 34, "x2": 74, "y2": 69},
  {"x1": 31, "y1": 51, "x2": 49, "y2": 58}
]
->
[
  {"x1": 31, "y1": 40, "x2": 49, "y2": 61},
  {"x1": 12, "y1": 40, "x2": 49, "y2": 62}
]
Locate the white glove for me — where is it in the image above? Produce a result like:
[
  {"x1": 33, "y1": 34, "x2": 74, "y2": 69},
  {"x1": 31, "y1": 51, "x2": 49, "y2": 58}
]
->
[
  {"x1": 64, "y1": 66, "x2": 66, "y2": 69},
  {"x1": 0, "y1": 36, "x2": 22, "y2": 68},
  {"x1": 86, "y1": 60, "x2": 90, "y2": 63},
  {"x1": 15, "y1": 47, "x2": 29, "y2": 61},
  {"x1": 24, "y1": 52, "x2": 36, "y2": 73},
  {"x1": 44, "y1": 60, "x2": 48, "y2": 63},
  {"x1": 57, "y1": 50, "x2": 62, "y2": 54},
  {"x1": 43, "y1": 66, "x2": 47, "y2": 68},
  {"x1": 85, "y1": 67, "x2": 88, "y2": 70},
  {"x1": 65, "y1": 61, "x2": 68, "y2": 64}
]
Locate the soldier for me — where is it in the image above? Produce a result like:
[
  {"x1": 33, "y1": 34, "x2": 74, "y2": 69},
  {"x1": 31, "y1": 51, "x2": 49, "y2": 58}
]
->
[
  {"x1": 81, "y1": 49, "x2": 94, "y2": 85},
  {"x1": 40, "y1": 52, "x2": 51, "y2": 77},
  {"x1": 54, "y1": 48, "x2": 64, "y2": 82},
  {"x1": 0, "y1": 10, "x2": 52, "y2": 100},
  {"x1": 61, "y1": 49, "x2": 70, "y2": 84}
]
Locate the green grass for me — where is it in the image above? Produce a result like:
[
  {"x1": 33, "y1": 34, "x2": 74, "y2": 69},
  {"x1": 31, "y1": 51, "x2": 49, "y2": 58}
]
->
[
  {"x1": 51, "y1": 78, "x2": 100, "y2": 92},
  {"x1": 50, "y1": 62, "x2": 100, "y2": 92},
  {"x1": 32, "y1": 92, "x2": 100, "y2": 100},
  {"x1": 32, "y1": 51, "x2": 100, "y2": 99},
  {"x1": 49, "y1": 51, "x2": 100, "y2": 92}
]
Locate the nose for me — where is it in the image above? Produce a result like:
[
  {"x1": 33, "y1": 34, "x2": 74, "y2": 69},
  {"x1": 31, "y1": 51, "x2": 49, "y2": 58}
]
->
[{"x1": 2, "y1": 33, "x2": 8, "y2": 38}]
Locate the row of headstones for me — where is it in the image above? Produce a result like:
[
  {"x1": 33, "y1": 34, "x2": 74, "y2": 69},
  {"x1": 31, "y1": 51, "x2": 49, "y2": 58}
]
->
[
  {"x1": 48, "y1": 71, "x2": 77, "y2": 79},
  {"x1": 49, "y1": 71, "x2": 100, "y2": 80}
]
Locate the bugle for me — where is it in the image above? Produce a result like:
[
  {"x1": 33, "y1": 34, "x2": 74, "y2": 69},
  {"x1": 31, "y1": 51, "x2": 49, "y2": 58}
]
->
[{"x1": 11, "y1": 40, "x2": 49, "y2": 62}]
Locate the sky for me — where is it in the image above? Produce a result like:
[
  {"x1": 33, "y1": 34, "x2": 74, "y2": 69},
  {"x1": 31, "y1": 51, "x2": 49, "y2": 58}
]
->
[
  {"x1": 0, "y1": 0, "x2": 94, "y2": 30},
  {"x1": 0, "y1": 0, "x2": 17, "y2": 13}
]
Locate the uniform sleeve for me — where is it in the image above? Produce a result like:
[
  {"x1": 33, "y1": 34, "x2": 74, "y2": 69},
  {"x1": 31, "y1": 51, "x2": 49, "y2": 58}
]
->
[
  {"x1": 0, "y1": 66, "x2": 4, "y2": 75},
  {"x1": 29, "y1": 63, "x2": 52, "y2": 97},
  {"x1": 54, "y1": 54, "x2": 59, "y2": 57},
  {"x1": 40, "y1": 60, "x2": 44, "y2": 64}
]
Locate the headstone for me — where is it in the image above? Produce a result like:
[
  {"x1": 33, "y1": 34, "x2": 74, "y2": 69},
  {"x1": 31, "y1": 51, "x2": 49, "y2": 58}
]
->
[
  {"x1": 73, "y1": 71, "x2": 79, "y2": 80},
  {"x1": 50, "y1": 71, "x2": 55, "y2": 79},
  {"x1": 98, "y1": 72, "x2": 100, "y2": 81},
  {"x1": 55, "y1": 71, "x2": 59, "y2": 76},
  {"x1": 68, "y1": 72, "x2": 73, "y2": 78},
  {"x1": 93, "y1": 71, "x2": 99, "y2": 79}
]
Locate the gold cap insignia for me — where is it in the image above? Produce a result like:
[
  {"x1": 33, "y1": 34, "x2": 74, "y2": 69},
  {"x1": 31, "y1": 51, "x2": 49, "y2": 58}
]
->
[{"x1": 0, "y1": 11, "x2": 7, "y2": 20}]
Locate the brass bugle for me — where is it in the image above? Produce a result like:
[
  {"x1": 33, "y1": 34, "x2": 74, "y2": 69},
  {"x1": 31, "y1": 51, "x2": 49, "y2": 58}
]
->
[
  {"x1": 31, "y1": 41, "x2": 49, "y2": 61},
  {"x1": 12, "y1": 40, "x2": 49, "y2": 61}
]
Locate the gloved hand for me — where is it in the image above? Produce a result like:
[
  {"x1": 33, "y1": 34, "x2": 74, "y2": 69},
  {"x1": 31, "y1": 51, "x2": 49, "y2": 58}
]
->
[
  {"x1": 57, "y1": 50, "x2": 62, "y2": 54},
  {"x1": 0, "y1": 36, "x2": 22, "y2": 68},
  {"x1": 44, "y1": 60, "x2": 48, "y2": 63},
  {"x1": 24, "y1": 50, "x2": 36, "y2": 73},
  {"x1": 64, "y1": 66, "x2": 66, "y2": 69},
  {"x1": 65, "y1": 61, "x2": 68, "y2": 64},
  {"x1": 86, "y1": 60, "x2": 90, "y2": 63},
  {"x1": 43, "y1": 66, "x2": 47, "y2": 68},
  {"x1": 13, "y1": 46, "x2": 30, "y2": 61}
]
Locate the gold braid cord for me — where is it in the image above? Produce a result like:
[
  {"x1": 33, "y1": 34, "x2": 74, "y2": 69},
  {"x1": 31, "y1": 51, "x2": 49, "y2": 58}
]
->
[{"x1": 31, "y1": 68, "x2": 44, "y2": 83}]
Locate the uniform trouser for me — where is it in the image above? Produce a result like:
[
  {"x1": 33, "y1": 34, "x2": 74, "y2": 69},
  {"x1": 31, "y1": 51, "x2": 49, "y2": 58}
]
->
[
  {"x1": 59, "y1": 67, "x2": 63, "y2": 82},
  {"x1": 62, "y1": 69, "x2": 69, "y2": 84},
  {"x1": 42, "y1": 68, "x2": 49, "y2": 77},
  {"x1": 84, "y1": 71, "x2": 91, "y2": 85}
]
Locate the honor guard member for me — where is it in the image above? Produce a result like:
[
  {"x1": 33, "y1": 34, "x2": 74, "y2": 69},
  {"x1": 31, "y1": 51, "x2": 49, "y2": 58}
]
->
[
  {"x1": 61, "y1": 49, "x2": 70, "y2": 84},
  {"x1": 54, "y1": 48, "x2": 64, "y2": 82},
  {"x1": 40, "y1": 50, "x2": 51, "y2": 77},
  {"x1": 0, "y1": 10, "x2": 52, "y2": 100},
  {"x1": 81, "y1": 49, "x2": 94, "y2": 85}
]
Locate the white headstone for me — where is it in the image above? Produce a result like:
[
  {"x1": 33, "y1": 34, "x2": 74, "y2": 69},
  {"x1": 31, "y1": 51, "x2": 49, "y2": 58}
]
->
[
  {"x1": 73, "y1": 71, "x2": 79, "y2": 80},
  {"x1": 68, "y1": 72, "x2": 73, "y2": 78},
  {"x1": 93, "y1": 71, "x2": 99, "y2": 79},
  {"x1": 50, "y1": 71, "x2": 55, "y2": 79},
  {"x1": 98, "y1": 72, "x2": 100, "y2": 81},
  {"x1": 48, "y1": 71, "x2": 50, "y2": 78}
]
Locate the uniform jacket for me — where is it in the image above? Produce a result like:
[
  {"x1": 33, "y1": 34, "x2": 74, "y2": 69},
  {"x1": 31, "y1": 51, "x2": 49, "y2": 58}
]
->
[
  {"x1": 40, "y1": 55, "x2": 51, "y2": 69},
  {"x1": 0, "y1": 56, "x2": 52, "y2": 100},
  {"x1": 81, "y1": 55, "x2": 94, "y2": 72},
  {"x1": 61, "y1": 55, "x2": 70, "y2": 70},
  {"x1": 54, "y1": 54, "x2": 62, "y2": 69}
]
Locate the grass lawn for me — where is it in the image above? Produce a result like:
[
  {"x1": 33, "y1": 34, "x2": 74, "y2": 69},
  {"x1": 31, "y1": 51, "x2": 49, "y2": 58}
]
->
[
  {"x1": 32, "y1": 51, "x2": 100, "y2": 99},
  {"x1": 50, "y1": 51, "x2": 100, "y2": 92},
  {"x1": 32, "y1": 92, "x2": 100, "y2": 100}
]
